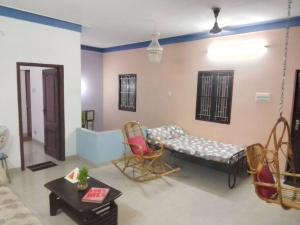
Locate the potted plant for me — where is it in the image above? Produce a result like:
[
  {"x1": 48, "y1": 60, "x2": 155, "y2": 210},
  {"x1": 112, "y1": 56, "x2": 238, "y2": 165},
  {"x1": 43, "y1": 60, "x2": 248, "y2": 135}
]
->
[{"x1": 77, "y1": 167, "x2": 89, "y2": 191}]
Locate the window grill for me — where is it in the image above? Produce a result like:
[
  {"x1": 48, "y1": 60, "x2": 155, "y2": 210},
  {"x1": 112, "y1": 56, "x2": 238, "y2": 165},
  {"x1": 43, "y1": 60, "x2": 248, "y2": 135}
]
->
[
  {"x1": 196, "y1": 71, "x2": 233, "y2": 124},
  {"x1": 119, "y1": 74, "x2": 137, "y2": 112}
]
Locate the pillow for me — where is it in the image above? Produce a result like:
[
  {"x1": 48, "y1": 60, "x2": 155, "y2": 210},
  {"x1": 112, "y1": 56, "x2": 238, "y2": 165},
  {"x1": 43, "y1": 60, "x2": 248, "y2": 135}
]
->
[
  {"x1": 128, "y1": 136, "x2": 149, "y2": 156},
  {"x1": 167, "y1": 125, "x2": 186, "y2": 138},
  {"x1": 256, "y1": 164, "x2": 278, "y2": 199},
  {"x1": 147, "y1": 127, "x2": 173, "y2": 142}
]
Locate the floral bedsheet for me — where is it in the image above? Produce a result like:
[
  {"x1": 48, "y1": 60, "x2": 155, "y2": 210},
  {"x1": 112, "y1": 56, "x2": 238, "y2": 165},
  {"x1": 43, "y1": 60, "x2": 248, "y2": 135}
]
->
[{"x1": 147, "y1": 125, "x2": 245, "y2": 164}]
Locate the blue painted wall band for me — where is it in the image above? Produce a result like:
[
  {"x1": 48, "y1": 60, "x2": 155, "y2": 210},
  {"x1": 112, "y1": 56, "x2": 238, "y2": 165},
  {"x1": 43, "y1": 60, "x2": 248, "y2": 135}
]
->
[
  {"x1": 83, "y1": 16, "x2": 300, "y2": 53},
  {"x1": 0, "y1": 6, "x2": 81, "y2": 32},
  {"x1": 81, "y1": 45, "x2": 104, "y2": 53},
  {"x1": 1, "y1": 5, "x2": 299, "y2": 51}
]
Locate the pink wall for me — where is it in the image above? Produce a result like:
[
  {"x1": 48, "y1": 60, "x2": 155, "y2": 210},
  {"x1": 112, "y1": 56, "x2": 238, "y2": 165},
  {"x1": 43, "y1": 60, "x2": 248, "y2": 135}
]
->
[{"x1": 102, "y1": 28, "x2": 300, "y2": 146}]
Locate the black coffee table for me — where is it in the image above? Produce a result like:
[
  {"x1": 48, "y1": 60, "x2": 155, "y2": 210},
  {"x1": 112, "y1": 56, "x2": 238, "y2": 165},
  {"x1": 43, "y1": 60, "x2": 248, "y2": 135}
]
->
[{"x1": 44, "y1": 177, "x2": 122, "y2": 225}]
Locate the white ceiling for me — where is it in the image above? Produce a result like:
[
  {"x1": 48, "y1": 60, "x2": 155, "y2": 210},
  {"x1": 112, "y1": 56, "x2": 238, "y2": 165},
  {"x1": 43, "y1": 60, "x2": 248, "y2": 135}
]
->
[{"x1": 1, "y1": 0, "x2": 300, "y2": 48}]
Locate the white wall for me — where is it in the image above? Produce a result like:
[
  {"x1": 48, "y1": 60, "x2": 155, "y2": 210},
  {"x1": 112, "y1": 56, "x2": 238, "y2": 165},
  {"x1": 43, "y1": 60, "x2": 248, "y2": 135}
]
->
[
  {"x1": 0, "y1": 16, "x2": 81, "y2": 168},
  {"x1": 81, "y1": 50, "x2": 103, "y2": 131}
]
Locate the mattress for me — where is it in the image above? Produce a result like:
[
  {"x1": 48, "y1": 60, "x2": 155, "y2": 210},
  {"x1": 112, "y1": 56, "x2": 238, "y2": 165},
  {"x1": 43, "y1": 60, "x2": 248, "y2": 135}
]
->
[{"x1": 147, "y1": 125, "x2": 245, "y2": 164}]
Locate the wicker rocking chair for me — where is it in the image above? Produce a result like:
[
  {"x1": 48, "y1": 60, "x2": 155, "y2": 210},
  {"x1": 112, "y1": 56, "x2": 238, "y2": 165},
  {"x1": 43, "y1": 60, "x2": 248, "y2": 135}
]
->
[
  {"x1": 112, "y1": 121, "x2": 180, "y2": 182},
  {"x1": 246, "y1": 117, "x2": 300, "y2": 210}
]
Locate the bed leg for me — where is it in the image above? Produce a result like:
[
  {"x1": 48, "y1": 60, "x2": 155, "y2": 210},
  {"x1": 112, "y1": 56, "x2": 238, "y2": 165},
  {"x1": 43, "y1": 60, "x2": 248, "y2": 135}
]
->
[
  {"x1": 244, "y1": 156, "x2": 251, "y2": 176},
  {"x1": 228, "y1": 152, "x2": 241, "y2": 189},
  {"x1": 228, "y1": 151, "x2": 247, "y2": 188},
  {"x1": 168, "y1": 150, "x2": 178, "y2": 167},
  {"x1": 228, "y1": 164, "x2": 237, "y2": 189}
]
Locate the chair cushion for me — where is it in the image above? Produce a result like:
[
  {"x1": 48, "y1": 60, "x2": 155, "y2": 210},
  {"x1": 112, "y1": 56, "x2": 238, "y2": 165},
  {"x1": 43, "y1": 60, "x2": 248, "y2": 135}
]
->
[
  {"x1": 256, "y1": 164, "x2": 278, "y2": 199},
  {"x1": 128, "y1": 136, "x2": 150, "y2": 156}
]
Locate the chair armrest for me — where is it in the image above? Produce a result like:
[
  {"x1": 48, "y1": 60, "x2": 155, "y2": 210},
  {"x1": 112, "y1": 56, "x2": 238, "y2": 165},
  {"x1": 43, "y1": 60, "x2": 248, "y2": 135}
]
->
[
  {"x1": 253, "y1": 181, "x2": 277, "y2": 188},
  {"x1": 146, "y1": 138, "x2": 165, "y2": 150},
  {"x1": 276, "y1": 171, "x2": 300, "y2": 178},
  {"x1": 154, "y1": 141, "x2": 164, "y2": 153}
]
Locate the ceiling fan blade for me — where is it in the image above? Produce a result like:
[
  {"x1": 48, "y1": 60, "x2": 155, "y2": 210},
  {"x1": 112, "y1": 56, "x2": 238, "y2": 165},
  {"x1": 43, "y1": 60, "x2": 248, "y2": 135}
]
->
[{"x1": 220, "y1": 26, "x2": 237, "y2": 35}]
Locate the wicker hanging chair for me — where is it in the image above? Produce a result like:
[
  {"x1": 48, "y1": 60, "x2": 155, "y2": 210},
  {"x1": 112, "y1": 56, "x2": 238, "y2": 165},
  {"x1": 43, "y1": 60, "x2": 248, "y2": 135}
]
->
[
  {"x1": 247, "y1": 117, "x2": 300, "y2": 210},
  {"x1": 246, "y1": 0, "x2": 300, "y2": 210}
]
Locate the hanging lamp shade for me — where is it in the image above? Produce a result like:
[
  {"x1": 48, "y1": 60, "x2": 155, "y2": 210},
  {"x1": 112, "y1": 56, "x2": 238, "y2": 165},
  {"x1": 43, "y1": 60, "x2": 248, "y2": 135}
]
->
[{"x1": 147, "y1": 32, "x2": 163, "y2": 63}]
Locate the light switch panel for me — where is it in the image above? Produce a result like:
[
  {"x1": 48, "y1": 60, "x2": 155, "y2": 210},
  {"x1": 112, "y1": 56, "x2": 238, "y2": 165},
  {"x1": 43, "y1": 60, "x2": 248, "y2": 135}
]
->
[{"x1": 256, "y1": 92, "x2": 271, "y2": 103}]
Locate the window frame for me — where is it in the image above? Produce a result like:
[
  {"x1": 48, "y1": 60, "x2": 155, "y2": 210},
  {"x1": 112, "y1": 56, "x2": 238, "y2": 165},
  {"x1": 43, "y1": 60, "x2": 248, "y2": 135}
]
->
[
  {"x1": 118, "y1": 74, "x2": 137, "y2": 112},
  {"x1": 195, "y1": 70, "x2": 234, "y2": 124}
]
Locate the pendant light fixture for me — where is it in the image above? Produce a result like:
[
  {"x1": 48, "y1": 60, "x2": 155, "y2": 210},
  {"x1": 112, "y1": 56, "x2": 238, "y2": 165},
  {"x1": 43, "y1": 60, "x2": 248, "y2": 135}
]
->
[{"x1": 147, "y1": 32, "x2": 163, "y2": 63}]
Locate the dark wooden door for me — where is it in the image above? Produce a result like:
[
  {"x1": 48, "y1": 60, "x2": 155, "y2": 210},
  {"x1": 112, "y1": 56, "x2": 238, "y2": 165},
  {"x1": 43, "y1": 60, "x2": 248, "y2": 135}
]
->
[
  {"x1": 291, "y1": 70, "x2": 300, "y2": 178},
  {"x1": 43, "y1": 69, "x2": 61, "y2": 160}
]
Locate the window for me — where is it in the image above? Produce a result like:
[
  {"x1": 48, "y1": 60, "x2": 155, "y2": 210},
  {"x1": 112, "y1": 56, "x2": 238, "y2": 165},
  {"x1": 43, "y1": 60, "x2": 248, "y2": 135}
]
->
[
  {"x1": 195, "y1": 70, "x2": 234, "y2": 124},
  {"x1": 119, "y1": 74, "x2": 137, "y2": 112}
]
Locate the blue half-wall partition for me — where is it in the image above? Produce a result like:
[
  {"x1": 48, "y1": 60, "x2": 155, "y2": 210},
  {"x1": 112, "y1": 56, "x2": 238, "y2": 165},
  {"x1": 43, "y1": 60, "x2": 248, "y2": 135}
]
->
[{"x1": 76, "y1": 128, "x2": 125, "y2": 166}]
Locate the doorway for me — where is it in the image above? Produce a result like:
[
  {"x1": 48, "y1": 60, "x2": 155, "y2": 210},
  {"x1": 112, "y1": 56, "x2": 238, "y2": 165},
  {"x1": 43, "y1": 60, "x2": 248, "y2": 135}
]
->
[
  {"x1": 17, "y1": 63, "x2": 65, "y2": 171},
  {"x1": 290, "y1": 70, "x2": 300, "y2": 184}
]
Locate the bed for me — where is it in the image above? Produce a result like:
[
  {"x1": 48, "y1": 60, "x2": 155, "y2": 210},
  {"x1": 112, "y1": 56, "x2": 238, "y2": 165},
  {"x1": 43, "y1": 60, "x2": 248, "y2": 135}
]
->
[{"x1": 146, "y1": 125, "x2": 246, "y2": 188}]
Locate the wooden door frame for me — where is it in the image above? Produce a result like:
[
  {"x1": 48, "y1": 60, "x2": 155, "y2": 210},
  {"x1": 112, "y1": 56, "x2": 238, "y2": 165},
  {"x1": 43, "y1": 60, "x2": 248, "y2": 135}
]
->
[
  {"x1": 16, "y1": 62, "x2": 65, "y2": 171},
  {"x1": 24, "y1": 70, "x2": 32, "y2": 138},
  {"x1": 291, "y1": 70, "x2": 300, "y2": 129},
  {"x1": 285, "y1": 69, "x2": 300, "y2": 185}
]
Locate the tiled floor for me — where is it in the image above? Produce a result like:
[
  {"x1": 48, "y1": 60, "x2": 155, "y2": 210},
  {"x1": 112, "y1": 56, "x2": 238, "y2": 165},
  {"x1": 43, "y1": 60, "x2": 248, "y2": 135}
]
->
[
  {"x1": 8, "y1": 156, "x2": 300, "y2": 225},
  {"x1": 23, "y1": 140, "x2": 57, "y2": 166}
]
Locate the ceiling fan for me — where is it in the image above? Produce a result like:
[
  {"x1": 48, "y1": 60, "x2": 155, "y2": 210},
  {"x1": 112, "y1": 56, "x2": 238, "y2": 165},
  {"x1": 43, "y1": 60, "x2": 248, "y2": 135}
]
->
[{"x1": 210, "y1": 7, "x2": 222, "y2": 34}]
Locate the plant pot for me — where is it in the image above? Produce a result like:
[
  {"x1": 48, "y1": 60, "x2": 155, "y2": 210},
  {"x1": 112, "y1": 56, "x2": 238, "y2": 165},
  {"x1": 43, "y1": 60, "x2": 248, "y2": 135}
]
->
[{"x1": 77, "y1": 182, "x2": 88, "y2": 191}]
